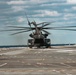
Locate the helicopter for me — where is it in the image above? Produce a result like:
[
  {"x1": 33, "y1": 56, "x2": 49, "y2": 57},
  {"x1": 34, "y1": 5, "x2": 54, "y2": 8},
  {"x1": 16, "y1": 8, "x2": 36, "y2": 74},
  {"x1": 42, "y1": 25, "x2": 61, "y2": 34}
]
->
[{"x1": 1, "y1": 13, "x2": 76, "y2": 48}]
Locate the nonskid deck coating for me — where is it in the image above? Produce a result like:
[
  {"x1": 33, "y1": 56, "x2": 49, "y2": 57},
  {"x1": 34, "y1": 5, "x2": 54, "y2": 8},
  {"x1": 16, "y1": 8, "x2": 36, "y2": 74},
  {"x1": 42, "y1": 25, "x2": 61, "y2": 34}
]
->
[{"x1": 0, "y1": 47, "x2": 76, "y2": 75}]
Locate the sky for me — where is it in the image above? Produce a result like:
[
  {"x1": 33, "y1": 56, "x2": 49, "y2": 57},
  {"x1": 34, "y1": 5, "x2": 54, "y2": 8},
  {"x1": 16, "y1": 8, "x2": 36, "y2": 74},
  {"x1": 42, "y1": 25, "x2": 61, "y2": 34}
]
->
[{"x1": 0, "y1": 0, "x2": 76, "y2": 45}]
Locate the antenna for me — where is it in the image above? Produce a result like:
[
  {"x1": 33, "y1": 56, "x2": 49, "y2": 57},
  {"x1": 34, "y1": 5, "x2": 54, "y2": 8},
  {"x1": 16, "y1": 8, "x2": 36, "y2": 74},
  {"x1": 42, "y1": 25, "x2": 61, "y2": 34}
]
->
[
  {"x1": 25, "y1": 12, "x2": 31, "y2": 27},
  {"x1": 25, "y1": 12, "x2": 34, "y2": 33}
]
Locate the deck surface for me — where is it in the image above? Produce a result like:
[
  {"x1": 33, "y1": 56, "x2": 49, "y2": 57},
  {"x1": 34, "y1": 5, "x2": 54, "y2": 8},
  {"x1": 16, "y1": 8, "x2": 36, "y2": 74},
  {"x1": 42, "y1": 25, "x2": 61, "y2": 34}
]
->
[{"x1": 0, "y1": 46, "x2": 76, "y2": 75}]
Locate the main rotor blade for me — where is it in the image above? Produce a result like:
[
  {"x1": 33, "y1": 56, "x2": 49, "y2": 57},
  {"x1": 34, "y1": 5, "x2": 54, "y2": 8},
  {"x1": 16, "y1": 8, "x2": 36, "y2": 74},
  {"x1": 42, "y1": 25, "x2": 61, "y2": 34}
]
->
[
  {"x1": 0, "y1": 29, "x2": 28, "y2": 31},
  {"x1": 37, "y1": 22, "x2": 50, "y2": 25},
  {"x1": 42, "y1": 26, "x2": 76, "y2": 29},
  {"x1": 7, "y1": 26, "x2": 31, "y2": 29},
  {"x1": 37, "y1": 21, "x2": 55, "y2": 25},
  {"x1": 42, "y1": 30, "x2": 50, "y2": 34},
  {"x1": 42, "y1": 21, "x2": 55, "y2": 27},
  {"x1": 11, "y1": 30, "x2": 31, "y2": 35},
  {"x1": 50, "y1": 29, "x2": 76, "y2": 31}
]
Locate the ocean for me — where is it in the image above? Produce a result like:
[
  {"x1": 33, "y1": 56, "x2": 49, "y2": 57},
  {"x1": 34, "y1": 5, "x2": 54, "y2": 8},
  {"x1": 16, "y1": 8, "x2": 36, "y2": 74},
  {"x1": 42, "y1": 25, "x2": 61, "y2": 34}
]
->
[{"x1": 0, "y1": 44, "x2": 75, "y2": 48}]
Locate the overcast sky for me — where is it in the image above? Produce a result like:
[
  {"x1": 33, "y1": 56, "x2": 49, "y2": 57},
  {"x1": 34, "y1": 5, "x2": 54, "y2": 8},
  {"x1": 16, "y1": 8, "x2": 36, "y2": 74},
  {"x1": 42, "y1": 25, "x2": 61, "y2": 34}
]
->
[{"x1": 0, "y1": 0, "x2": 76, "y2": 45}]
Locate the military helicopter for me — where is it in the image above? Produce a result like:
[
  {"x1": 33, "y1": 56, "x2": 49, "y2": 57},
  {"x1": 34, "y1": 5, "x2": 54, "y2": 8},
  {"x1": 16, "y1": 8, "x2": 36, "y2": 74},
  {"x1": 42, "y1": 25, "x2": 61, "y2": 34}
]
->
[
  {"x1": 8, "y1": 14, "x2": 53, "y2": 48},
  {"x1": 1, "y1": 13, "x2": 76, "y2": 48}
]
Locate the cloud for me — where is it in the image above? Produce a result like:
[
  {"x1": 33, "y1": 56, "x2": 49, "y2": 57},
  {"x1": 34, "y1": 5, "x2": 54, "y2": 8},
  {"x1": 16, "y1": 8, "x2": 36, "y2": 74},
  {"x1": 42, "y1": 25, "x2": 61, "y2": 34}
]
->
[
  {"x1": 3, "y1": 6, "x2": 26, "y2": 14},
  {"x1": 7, "y1": 0, "x2": 65, "y2": 5},
  {"x1": 17, "y1": 17, "x2": 25, "y2": 23},
  {"x1": 41, "y1": 2, "x2": 67, "y2": 7},
  {"x1": 0, "y1": 1, "x2": 6, "y2": 4},
  {"x1": 7, "y1": 0, "x2": 25, "y2": 5},
  {"x1": 64, "y1": 13, "x2": 76, "y2": 20},
  {"x1": 67, "y1": 0, "x2": 76, "y2": 4},
  {"x1": 64, "y1": 6, "x2": 76, "y2": 13},
  {"x1": 11, "y1": 6, "x2": 25, "y2": 12},
  {"x1": 34, "y1": 10, "x2": 60, "y2": 17},
  {"x1": 7, "y1": 0, "x2": 49, "y2": 5},
  {"x1": 29, "y1": 0, "x2": 50, "y2": 4},
  {"x1": 64, "y1": 9, "x2": 69, "y2": 12},
  {"x1": 64, "y1": 14, "x2": 74, "y2": 17},
  {"x1": 6, "y1": 0, "x2": 27, "y2": 13},
  {"x1": 44, "y1": 10, "x2": 60, "y2": 16},
  {"x1": 72, "y1": 6, "x2": 76, "y2": 10}
]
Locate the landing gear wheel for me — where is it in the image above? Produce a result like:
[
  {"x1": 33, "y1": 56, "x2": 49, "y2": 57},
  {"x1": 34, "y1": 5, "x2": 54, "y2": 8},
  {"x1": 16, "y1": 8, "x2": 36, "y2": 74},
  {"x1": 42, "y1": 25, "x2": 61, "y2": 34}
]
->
[
  {"x1": 29, "y1": 46, "x2": 32, "y2": 48},
  {"x1": 46, "y1": 46, "x2": 49, "y2": 48}
]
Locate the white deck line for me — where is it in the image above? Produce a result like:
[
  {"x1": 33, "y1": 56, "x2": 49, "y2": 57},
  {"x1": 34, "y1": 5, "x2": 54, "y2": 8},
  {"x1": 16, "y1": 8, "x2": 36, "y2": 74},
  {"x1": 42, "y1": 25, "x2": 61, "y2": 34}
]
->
[{"x1": 0, "y1": 63, "x2": 7, "y2": 67}]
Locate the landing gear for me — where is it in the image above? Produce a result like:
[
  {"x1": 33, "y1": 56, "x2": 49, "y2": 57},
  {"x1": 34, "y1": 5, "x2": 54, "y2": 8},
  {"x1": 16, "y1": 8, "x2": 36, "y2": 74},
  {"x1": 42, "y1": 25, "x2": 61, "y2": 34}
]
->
[
  {"x1": 27, "y1": 39, "x2": 33, "y2": 48},
  {"x1": 45, "y1": 39, "x2": 51, "y2": 48},
  {"x1": 27, "y1": 38, "x2": 51, "y2": 48}
]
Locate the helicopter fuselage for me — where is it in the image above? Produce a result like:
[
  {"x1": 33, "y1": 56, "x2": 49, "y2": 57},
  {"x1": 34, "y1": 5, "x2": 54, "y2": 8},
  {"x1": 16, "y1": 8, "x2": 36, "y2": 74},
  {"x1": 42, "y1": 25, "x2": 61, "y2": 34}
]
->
[{"x1": 28, "y1": 23, "x2": 51, "y2": 48}]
